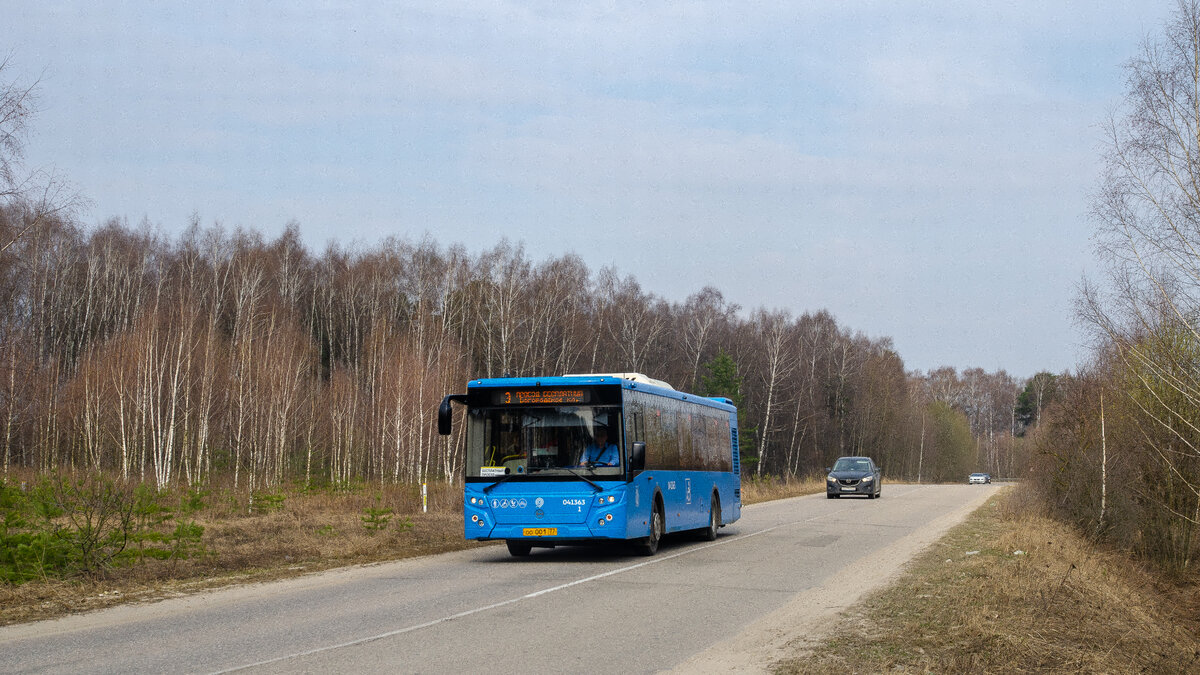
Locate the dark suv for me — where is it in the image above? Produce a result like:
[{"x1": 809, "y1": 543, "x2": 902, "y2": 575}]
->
[{"x1": 826, "y1": 456, "x2": 882, "y2": 499}]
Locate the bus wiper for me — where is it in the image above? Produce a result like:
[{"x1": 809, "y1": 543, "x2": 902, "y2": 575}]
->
[{"x1": 564, "y1": 468, "x2": 603, "y2": 492}]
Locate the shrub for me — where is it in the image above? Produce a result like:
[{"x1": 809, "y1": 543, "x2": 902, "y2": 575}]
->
[
  {"x1": 0, "y1": 477, "x2": 208, "y2": 584},
  {"x1": 361, "y1": 494, "x2": 393, "y2": 533}
]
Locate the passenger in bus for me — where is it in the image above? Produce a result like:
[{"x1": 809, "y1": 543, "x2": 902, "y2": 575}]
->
[{"x1": 579, "y1": 426, "x2": 619, "y2": 467}]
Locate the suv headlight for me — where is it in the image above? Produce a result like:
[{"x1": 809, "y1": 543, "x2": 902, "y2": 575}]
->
[
  {"x1": 861, "y1": 475, "x2": 873, "y2": 482},
  {"x1": 827, "y1": 475, "x2": 837, "y2": 483}
]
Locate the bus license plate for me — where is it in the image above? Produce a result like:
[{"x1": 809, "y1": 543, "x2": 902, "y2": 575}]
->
[{"x1": 523, "y1": 528, "x2": 557, "y2": 536}]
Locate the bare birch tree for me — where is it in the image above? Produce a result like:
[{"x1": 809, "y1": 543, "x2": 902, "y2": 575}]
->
[
  {"x1": 1081, "y1": 0, "x2": 1200, "y2": 570},
  {"x1": 749, "y1": 309, "x2": 796, "y2": 476}
]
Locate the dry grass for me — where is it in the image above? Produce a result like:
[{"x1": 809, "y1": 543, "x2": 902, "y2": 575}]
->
[
  {"x1": 741, "y1": 475, "x2": 824, "y2": 504},
  {"x1": 0, "y1": 482, "x2": 481, "y2": 625},
  {"x1": 775, "y1": 489, "x2": 1200, "y2": 674}
]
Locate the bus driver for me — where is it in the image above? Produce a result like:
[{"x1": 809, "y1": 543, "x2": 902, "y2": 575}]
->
[{"x1": 579, "y1": 425, "x2": 619, "y2": 467}]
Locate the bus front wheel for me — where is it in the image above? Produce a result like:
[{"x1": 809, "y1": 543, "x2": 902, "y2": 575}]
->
[
  {"x1": 506, "y1": 540, "x2": 532, "y2": 557},
  {"x1": 635, "y1": 504, "x2": 664, "y2": 556}
]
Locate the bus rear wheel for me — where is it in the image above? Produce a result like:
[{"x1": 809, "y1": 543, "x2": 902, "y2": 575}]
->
[
  {"x1": 634, "y1": 503, "x2": 664, "y2": 556},
  {"x1": 699, "y1": 494, "x2": 720, "y2": 541},
  {"x1": 506, "y1": 540, "x2": 532, "y2": 557}
]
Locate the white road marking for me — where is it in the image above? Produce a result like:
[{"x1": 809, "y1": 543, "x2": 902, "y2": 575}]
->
[{"x1": 211, "y1": 513, "x2": 829, "y2": 674}]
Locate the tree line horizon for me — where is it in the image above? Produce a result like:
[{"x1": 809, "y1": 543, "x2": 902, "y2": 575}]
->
[{"x1": 0, "y1": 208, "x2": 1045, "y2": 492}]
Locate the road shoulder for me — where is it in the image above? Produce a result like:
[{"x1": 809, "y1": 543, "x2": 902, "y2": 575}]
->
[{"x1": 666, "y1": 485, "x2": 998, "y2": 674}]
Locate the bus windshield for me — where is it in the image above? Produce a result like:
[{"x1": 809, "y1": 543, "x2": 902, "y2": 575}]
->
[{"x1": 466, "y1": 405, "x2": 623, "y2": 478}]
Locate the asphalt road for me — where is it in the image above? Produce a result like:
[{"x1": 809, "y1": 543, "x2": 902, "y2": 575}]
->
[{"x1": 0, "y1": 483, "x2": 1000, "y2": 674}]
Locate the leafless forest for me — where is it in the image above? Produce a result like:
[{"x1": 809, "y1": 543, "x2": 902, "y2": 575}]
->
[
  {"x1": 0, "y1": 208, "x2": 1025, "y2": 492},
  {"x1": 1021, "y1": 1, "x2": 1200, "y2": 575},
  {"x1": 0, "y1": 51, "x2": 1024, "y2": 499}
]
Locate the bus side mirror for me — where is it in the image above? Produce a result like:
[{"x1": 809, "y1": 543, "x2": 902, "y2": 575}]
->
[
  {"x1": 630, "y1": 441, "x2": 646, "y2": 472},
  {"x1": 438, "y1": 394, "x2": 467, "y2": 435}
]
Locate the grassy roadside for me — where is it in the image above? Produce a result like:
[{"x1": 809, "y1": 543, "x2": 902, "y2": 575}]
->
[
  {"x1": 774, "y1": 489, "x2": 1200, "y2": 673},
  {"x1": 0, "y1": 475, "x2": 821, "y2": 626},
  {"x1": 0, "y1": 481, "x2": 480, "y2": 626}
]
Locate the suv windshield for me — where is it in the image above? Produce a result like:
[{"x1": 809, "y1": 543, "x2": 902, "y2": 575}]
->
[
  {"x1": 833, "y1": 458, "x2": 872, "y2": 472},
  {"x1": 466, "y1": 405, "x2": 623, "y2": 478}
]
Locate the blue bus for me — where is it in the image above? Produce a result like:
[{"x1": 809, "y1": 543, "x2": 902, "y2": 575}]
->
[{"x1": 438, "y1": 373, "x2": 741, "y2": 556}]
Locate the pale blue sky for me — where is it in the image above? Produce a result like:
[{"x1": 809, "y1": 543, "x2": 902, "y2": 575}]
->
[{"x1": 2, "y1": 2, "x2": 1174, "y2": 378}]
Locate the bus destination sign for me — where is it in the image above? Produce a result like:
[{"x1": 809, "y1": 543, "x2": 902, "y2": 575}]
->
[{"x1": 492, "y1": 388, "x2": 591, "y2": 406}]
